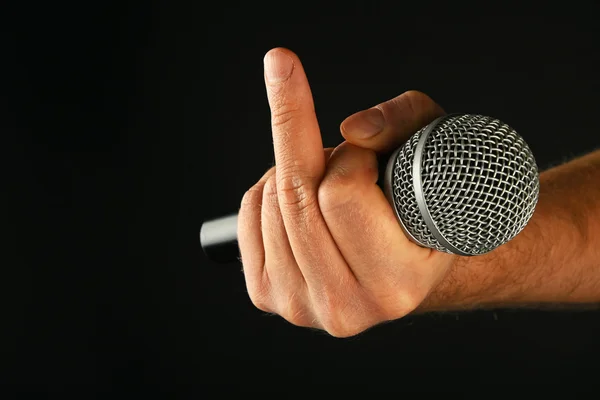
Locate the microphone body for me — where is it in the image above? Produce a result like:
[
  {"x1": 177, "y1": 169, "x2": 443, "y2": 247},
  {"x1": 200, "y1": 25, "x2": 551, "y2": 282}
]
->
[{"x1": 200, "y1": 114, "x2": 540, "y2": 263}]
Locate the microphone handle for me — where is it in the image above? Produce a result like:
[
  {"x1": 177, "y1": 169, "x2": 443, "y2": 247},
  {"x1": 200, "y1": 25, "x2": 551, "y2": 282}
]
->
[
  {"x1": 200, "y1": 151, "x2": 393, "y2": 263},
  {"x1": 200, "y1": 214, "x2": 240, "y2": 263}
]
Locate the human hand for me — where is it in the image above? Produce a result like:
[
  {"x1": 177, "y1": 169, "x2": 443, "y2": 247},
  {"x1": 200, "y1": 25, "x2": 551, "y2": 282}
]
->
[{"x1": 238, "y1": 48, "x2": 453, "y2": 337}]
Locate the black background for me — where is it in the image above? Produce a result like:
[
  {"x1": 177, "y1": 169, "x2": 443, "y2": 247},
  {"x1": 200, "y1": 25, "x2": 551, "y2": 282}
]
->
[{"x1": 4, "y1": 1, "x2": 600, "y2": 393}]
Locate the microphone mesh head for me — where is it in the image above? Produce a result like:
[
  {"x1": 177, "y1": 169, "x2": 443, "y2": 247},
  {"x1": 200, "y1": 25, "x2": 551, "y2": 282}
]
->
[{"x1": 389, "y1": 114, "x2": 539, "y2": 256}]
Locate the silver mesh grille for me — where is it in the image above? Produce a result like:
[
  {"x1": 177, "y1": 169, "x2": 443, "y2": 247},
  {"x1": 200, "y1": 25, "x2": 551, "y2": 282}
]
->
[{"x1": 390, "y1": 114, "x2": 539, "y2": 255}]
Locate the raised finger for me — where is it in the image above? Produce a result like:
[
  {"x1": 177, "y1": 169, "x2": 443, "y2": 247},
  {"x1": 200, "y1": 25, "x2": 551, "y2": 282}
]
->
[{"x1": 264, "y1": 48, "x2": 352, "y2": 289}]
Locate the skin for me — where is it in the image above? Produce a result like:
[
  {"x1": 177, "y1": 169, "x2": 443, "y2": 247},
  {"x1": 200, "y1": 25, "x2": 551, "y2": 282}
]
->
[{"x1": 237, "y1": 48, "x2": 600, "y2": 338}]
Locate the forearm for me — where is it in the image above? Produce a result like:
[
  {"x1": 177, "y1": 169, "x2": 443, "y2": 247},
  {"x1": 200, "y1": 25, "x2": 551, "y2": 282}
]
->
[{"x1": 421, "y1": 149, "x2": 600, "y2": 311}]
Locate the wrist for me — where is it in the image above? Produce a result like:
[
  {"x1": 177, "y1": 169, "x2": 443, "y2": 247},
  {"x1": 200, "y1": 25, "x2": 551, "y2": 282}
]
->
[
  {"x1": 417, "y1": 178, "x2": 589, "y2": 312},
  {"x1": 417, "y1": 251, "x2": 507, "y2": 312}
]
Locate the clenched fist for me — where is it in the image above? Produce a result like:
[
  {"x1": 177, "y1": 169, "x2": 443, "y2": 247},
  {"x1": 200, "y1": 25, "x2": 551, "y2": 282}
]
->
[{"x1": 238, "y1": 48, "x2": 455, "y2": 337}]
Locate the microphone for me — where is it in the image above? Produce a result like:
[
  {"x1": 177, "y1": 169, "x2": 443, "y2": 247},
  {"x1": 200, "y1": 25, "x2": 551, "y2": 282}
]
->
[{"x1": 200, "y1": 113, "x2": 540, "y2": 262}]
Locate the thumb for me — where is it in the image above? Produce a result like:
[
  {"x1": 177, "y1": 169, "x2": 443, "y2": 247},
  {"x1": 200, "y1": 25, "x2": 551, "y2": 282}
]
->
[{"x1": 340, "y1": 90, "x2": 445, "y2": 153}]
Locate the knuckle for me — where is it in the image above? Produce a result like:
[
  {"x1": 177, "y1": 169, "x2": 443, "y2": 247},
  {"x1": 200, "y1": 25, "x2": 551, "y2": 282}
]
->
[
  {"x1": 276, "y1": 172, "x2": 317, "y2": 215},
  {"x1": 271, "y1": 103, "x2": 301, "y2": 129},
  {"x1": 400, "y1": 91, "x2": 419, "y2": 116},
  {"x1": 324, "y1": 320, "x2": 364, "y2": 338},
  {"x1": 247, "y1": 281, "x2": 272, "y2": 313},
  {"x1": 389, "y1": 90, "x2": 419, "y2": 116},
  {"x1": 281, "y1": 292, "x2": 311, "y2": 327},
  {"x1": 317, "y1": 181, "x2": 343, "y2": 210},
  {"x1": 387, "y1": 91, "x2": 417, "y2": 114},
  {"x1": 376, "y1": 90, "x2": 443, "y2": 132},
  {"x1": 391, "y1": 90, "x2": 441, "y2": 120},
  {"x1": 263, "y1": 175, "x2": 279, "y2": 208},
  {"x1": 241, "y1": 184, "x2": 264, "y2": 209},
  {"x1": 324, "y1": 321, "x2": 363, "y2": 338},
  {"x1": 317, "y1": 175, "x2": 356, "y2": 215},
  {"x1": 403, "y1": 89, "x2": 431, "y2": 104},
  {"x1": 314, "y1": 288, "x2": 365, "y2": 338}
]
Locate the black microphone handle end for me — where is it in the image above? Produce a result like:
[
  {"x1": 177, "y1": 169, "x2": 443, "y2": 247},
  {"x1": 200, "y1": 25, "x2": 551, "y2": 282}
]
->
[{"x1": 200, "y1": 213, "x2": 240, "y2": 264}]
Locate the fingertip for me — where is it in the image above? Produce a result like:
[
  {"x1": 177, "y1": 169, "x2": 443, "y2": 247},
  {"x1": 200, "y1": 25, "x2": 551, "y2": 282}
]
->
[
  {"x1": 264, "y1": 47, "x2": 296, "y2": 57},
  {"x1": 340, "y1": 108, "x2": 386, "y2": 141},
  {"x1": 263, "y1": 48, "x2": 301, "y2": 72},
  {"x1": 264, "y1": 48, "x2": 295, "y2": 84}
]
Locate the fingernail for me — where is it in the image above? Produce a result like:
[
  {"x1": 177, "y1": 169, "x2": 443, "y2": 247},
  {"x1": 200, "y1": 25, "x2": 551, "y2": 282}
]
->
[
  {"x1": 342, "y1": 108, "x2": 385, "y2": 139},
  {"x1": 264, "y1": 50, "x2": 294, "y2": 83}
]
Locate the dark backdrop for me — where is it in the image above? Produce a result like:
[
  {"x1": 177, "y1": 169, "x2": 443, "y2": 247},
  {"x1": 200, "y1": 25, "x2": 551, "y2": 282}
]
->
[{"x1": 4, "y1": 1, "x2": 600, "y2": 393}]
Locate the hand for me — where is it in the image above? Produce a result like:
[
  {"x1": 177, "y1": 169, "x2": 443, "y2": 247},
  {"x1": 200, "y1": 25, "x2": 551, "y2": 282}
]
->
[{"x1": 238, "y1": 48, "x2": 453, "y2": 337}]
